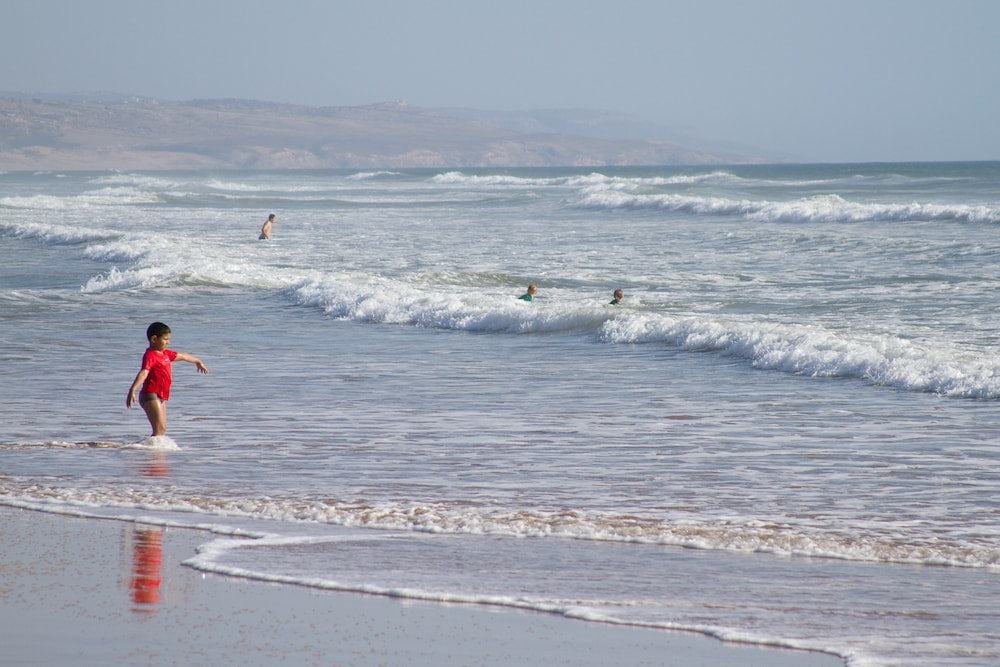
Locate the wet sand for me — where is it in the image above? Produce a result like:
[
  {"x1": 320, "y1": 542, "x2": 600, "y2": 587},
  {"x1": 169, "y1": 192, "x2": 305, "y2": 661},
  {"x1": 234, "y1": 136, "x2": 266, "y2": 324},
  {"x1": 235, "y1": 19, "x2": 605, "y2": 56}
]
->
[{"x1": 0, "y1": 506, "x2": 843, "y2": 666}]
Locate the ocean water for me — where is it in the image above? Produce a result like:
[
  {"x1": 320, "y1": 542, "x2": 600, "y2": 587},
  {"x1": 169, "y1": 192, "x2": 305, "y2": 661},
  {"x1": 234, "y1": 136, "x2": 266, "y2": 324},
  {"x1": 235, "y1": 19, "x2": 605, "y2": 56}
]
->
[{"x1": 2, "y1": 164, "x2": 999, "y2": 665}]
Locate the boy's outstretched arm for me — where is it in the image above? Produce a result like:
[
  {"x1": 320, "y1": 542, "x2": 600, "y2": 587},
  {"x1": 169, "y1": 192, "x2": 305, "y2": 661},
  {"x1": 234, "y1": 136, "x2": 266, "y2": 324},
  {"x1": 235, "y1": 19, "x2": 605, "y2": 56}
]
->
[
  {"x1": 127, "y1": 369, "x2": 148, "y2": 408},
  {"x1": 174, "y1": 352, "x2": 209, "y2": 375}
]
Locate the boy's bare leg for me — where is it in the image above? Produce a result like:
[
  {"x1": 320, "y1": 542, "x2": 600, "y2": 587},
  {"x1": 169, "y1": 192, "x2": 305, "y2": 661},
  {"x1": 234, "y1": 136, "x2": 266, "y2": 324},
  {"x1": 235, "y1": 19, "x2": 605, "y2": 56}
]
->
[{"x1": 140, "y1": 396, "x2": 167, "y2": 436}]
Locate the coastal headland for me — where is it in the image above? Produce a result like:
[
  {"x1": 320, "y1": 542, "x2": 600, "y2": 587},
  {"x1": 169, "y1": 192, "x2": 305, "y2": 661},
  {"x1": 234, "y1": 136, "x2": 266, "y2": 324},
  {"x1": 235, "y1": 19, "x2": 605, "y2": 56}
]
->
[{"x1": 0, "y1": 95, "x2": 755, "y2": 170}]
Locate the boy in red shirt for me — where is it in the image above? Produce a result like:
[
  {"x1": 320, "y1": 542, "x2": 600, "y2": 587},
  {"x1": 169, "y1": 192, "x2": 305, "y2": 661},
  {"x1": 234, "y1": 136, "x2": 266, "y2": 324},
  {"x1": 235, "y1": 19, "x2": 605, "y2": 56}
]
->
[{"x1": 126, "y1": 322, "x2": 209, "y2": 436}]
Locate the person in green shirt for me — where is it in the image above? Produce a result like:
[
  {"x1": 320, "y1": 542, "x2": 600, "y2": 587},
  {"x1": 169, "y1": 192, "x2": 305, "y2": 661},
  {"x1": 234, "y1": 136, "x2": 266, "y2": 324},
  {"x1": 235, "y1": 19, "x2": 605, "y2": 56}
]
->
[
  {"x1": 610, "y1": 288, "x2": 624, "y2": 305},
  {"x1": 519, "y1": 284, "x2": 538, "y2": 301}
]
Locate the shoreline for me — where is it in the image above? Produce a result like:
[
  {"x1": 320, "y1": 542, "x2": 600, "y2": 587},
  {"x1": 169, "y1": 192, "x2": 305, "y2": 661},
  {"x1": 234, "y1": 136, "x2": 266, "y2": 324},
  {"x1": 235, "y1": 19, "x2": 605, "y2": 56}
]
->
[{"x1": 0, "y1": 505, "x2": 843, "y2": 665}]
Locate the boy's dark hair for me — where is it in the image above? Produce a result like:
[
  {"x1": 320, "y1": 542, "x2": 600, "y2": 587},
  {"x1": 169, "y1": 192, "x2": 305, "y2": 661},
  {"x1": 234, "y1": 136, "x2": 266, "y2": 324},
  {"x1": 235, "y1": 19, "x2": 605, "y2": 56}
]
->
[{"x1": 146, "y1": 322, "x2": 171, "y2": 340}]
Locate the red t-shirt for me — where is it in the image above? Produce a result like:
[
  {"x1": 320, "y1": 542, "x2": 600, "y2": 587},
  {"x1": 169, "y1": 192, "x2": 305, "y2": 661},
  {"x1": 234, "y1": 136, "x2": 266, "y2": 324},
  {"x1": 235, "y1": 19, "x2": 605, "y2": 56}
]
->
[{"x1": 140, "y1": 349, "x2": 179, "y2": 400}]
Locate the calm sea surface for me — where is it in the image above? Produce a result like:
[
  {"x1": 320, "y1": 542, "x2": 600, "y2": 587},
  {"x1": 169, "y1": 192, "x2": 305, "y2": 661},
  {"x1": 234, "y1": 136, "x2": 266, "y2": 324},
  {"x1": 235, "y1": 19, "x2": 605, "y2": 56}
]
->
[{"x1": 2, "y1": 164, "x2": 1000, "y2": 665}]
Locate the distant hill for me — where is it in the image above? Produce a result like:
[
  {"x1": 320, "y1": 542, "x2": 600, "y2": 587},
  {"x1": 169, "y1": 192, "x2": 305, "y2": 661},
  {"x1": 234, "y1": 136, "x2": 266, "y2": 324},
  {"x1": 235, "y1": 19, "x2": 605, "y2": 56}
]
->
[{"x1": 0, "y1": 94, "x2": 761, "y2": 170}]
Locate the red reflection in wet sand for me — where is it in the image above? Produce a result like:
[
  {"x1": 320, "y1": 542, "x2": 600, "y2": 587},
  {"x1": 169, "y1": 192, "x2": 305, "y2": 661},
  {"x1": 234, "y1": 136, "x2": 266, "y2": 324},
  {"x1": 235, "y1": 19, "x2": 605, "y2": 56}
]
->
[{"x1": 130, "y1": 527, "x2": 163, "y2": 612}]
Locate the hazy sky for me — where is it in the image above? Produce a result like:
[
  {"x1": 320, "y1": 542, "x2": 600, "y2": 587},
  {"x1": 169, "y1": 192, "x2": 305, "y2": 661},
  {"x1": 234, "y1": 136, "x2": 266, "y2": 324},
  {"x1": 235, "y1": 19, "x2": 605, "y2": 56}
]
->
[{"x1": 3, "y1": 0, "x2": 998, "y2": 163}]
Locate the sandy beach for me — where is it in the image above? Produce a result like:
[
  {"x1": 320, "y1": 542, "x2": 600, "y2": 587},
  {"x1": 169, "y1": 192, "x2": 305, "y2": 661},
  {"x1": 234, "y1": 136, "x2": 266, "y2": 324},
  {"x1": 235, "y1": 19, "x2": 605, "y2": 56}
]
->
[{"x1": 0, "y1": 506, "x2": 843, "y2": 666}]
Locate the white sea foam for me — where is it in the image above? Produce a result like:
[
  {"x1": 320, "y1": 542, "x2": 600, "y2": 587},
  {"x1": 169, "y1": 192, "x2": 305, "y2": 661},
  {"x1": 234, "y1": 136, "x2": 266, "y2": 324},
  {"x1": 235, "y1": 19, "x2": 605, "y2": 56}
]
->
[
  {"x1": 1, "y1": 187, "x2": 162, "y2": 209},
  {"x1": 429, "y1": 168, "x2": 957, "y2": 194},
  {"x1": 0, "y1": 437, "x2": 178, "y2": 450},
  {"x1": 88, "y1": 172, "x2": 180, "y2": 189},
  {"x1": 575, "y1": 188, "x2": 1000, "y2": 224},
  {"x1": 78, "y1": 231, "x2": 299, "y2": 291},
  {"x1": 69, "y1": 240, "x2": 1000, "y2": 398},
  {"x1": 431, "y1": 171, "x2": 555, "y2": 186},
  {"x1": 0, "y1": 219, "x2": 120, "y2": 244},
  {"x1": 287, "y1": 275, "x2": 606, "y2": 333},
  {"x1": 8, "y1": 203, "x2": 998, "y2": 398},
  {"x1": 431, "y1": 170, "x2": 740, "y2": 189},
  {"x1": 347, "y1": 170, "x2": 402, "y2": 180},
  {"x1": 1, "y1": 194, "x2": 71, "y2": 209},
  {"x1": 290, "y1": 273, "x2": 1000, "y2": 397},
  {"x1": 130, "y1": 435, "x2": 181, "y2": 450},
  {"x1": 600, "y1": 313, "x2": 1000, "y2": 398},
  {"x1": 3, "y1": 484, "x2": 997, "y2": 570}
]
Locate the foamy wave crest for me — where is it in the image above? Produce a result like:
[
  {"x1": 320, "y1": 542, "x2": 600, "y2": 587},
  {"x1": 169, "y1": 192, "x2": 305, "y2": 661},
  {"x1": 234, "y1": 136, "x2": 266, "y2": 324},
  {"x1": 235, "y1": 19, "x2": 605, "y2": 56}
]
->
[
  {"x1": 648, "y1": 171, "x2": 740, "y2": 185},
  {"x1": 4, "y1": 486, "x2": 997, "y2": 569},
  {"x1": 81, "y1": 266, "x2": 166, "y2": 291},
  {"x1": 288, "y1": 276, "x2": 605, "y2": 333},
  {"x1": 576, "y1": 189, "x2": 1000, "y2": 224},
  {"x1": 93, "y1": 173, "x2": 340, "y2": 200},
  {"x1": 1, "y1": 194, "x2": 70, "y2": 209},
  {"x1": 432, "y1": 170, "x2": 637, "y2": 189},
  {"x1": 752, "y1": 195, "x2": 1000, "y2": 224},
  {"x1": 78, "y1": 229, "x2": 299, "y2": 292},
  {"x1": 432, "y1": 171, "x2": 560, "y2": 186},
  {"x1": 130, "y1": 435, "x2": 181, "y2": 450},
  {"x1": 82, "y1": 253, "x2": 294, "y2": 292},
  {"x1": 601, "y1": 313, "x2": 1000, "y2": 398},
  {"x1": 327, "y1": 504, "x2": 1000, "y2": 569},
  {"x1": 432, "y1": 170, "x2": 740, "y2": 190},
  {"x1": 79, "y1": 231, "x2": 184, "y2": 291},
  {"x1": 347, "y1": 170, "x2": 402, "y2": 180},
  {"x1": 1, "y1": 187, "x2": 162, "y2": 209},
  {"x1": 0, "y1": 440, "x2": 122, "y2": 450},
  {"x1": 0, "y1": 220, "x2": 119, "y2": 244},
  {"x1": 560, "y1": 172, "x2": 736, "y2": 189},
  {"x1": 0, "y1": 436, "x2": 178, "y2": 450},
  {"x1": 93, "y1": 173, "x2": 246, "y2": 199},
  {"x1": 79, "y1": 186, "x2": 164, "y2": 206},
  {"x1": 89, "y1": 173, "x2": 178, "y2": 188}
]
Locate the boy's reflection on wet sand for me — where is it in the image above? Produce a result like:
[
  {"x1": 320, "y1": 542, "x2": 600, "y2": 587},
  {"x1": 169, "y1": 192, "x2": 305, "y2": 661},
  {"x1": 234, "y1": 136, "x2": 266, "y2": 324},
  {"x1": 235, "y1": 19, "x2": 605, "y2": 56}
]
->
[{"x1": 129, "y1": 527, "x2": 163, "y2": 613}]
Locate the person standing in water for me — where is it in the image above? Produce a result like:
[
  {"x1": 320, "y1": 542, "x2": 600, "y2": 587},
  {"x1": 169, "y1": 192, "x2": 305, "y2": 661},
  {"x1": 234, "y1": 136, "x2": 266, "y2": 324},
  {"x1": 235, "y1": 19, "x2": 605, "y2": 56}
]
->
[
  {"x1": 259, "y1": 213, "x2": 276, "y2": 240},
  {"x1": 519, "y1": 284, "x2": 538, "y2": 301},
  {"x1": 126, "y1": 322, "x2": 208, "y2": 436},
  {"x1": 610, "y1": 288, "x2": 624, "y2": 305}
]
